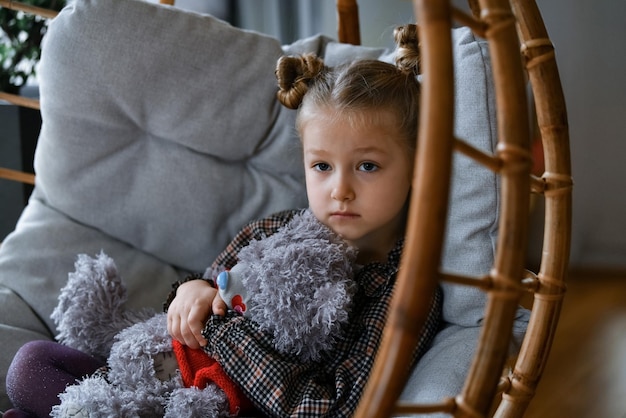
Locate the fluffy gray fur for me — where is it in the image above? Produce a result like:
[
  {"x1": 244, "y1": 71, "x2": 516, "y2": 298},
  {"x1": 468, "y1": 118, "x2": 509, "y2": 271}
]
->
[
  {"x1": 51, "y1": 210, "x2": 356, "y2": 416},
  {"x1": 51, "y1": 255, "x2": 228, "y2": 417},
  {"x1": 232, "y1": 209, "x2": 358, "y2": 361},
  {"x1": 52, "y1": 314, "x2": 228, "y2": 418},
  {"x1": 51, "y1": 252, "x2": 155, "y2": 361}
]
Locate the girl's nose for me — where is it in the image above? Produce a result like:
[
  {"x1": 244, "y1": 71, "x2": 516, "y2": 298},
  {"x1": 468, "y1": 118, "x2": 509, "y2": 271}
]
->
[{"x1": 331, "y1": 176, "x2": 355, "y2": 201}]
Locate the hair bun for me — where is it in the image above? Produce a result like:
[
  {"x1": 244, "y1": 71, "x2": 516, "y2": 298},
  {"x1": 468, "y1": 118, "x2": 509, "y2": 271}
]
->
[
  {"x1": 276, "y1": 53, "x2": 325, "y2": 109},
  {"x1": 394, "y1": 24, "x2": 420, "y2": 75}
]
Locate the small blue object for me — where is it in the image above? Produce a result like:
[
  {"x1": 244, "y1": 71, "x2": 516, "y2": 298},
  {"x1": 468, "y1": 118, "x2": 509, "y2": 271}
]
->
[{"x1": 216, "y1": 271, "x2": 229, "y2": 290}]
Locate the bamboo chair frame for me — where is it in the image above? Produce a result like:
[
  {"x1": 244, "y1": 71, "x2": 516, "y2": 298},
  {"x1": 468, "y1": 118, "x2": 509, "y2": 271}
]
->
[{"x1": 0, "y1": 1, "x2": 571, "y2": 417}]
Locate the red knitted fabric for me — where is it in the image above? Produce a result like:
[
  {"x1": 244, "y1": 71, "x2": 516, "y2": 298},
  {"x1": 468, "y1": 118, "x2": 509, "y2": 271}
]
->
[{"x1": 172, "y1": 339, "x2": 253, "y2": 416}]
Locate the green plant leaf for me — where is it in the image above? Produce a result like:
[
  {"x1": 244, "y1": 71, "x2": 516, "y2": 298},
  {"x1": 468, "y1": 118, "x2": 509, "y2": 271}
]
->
[{"x1": 0, "y1": 0, "x2": 66, "y2": 92}]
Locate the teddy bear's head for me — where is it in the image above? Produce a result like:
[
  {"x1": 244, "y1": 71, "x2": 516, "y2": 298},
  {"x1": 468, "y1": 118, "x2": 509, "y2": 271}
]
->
[{"x1": 216, "y1": 210, "x2": 357, "y2": 362}]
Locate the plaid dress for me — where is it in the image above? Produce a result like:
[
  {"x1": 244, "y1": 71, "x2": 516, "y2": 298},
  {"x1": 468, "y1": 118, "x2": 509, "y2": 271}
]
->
[{"x1": 167, "y1": 209, "x2": 442, "y2": 417}]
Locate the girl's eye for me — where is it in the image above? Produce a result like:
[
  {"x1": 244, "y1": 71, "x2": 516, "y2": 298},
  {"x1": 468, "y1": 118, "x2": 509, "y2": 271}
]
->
[
  {"x1": 313, "y1": 162, "x2": 331, "y2": 172},
  {"x1": 359, "y1": 162, "x2": 379, "y2": 172}
]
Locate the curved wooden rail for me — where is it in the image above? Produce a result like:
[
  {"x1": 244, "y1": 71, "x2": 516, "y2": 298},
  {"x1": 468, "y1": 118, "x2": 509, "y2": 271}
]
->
[
  {"x1": 355, "y1": 2, "x2": 456, "y2": 414},
  {"x1": 336, "y1": 0, "x2": 361, "y2": 45},
  {"x1": 494, "y1": 1, "x2": 572, "y2": 416},
  {"x1": 0, "y1": 0, "x2": 58, "y2": 18}
]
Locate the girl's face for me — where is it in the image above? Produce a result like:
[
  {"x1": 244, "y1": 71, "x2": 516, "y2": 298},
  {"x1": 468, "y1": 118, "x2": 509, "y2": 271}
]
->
[{"x1": 301, "y1": 108, "x2": 414, "y2": 263}]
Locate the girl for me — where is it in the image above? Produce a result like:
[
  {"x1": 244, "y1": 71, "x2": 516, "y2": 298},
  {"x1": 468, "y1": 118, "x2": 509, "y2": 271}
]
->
[
  {"x1": 5, "y1": 25, "x2": 441, "y2": 417},
  {"x1": 167, "y1": 25, "x2": 441, "y2": 417}
]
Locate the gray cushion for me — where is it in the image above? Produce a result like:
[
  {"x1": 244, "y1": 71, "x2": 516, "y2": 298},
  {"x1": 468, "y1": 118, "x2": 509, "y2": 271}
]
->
[
  {"x1": 0, "y1": 0, "x2": 527, "y2": 411},
  {"x1": 441, "y1": 27, "x2": 497, "y2": 326},
  {"x1": 35, "y1": 0, "x2": 307, "y2": 272}
]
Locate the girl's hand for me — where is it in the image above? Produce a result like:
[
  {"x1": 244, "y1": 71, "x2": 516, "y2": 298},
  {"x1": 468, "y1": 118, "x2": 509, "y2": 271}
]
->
[{"x1": 167, "y1": 280, "x2": 227, "y2": 349}]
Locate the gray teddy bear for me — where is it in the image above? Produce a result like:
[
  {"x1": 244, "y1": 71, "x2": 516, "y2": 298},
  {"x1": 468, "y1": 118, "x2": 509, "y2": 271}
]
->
[{"x1": 49, "y1": 210, "x2": 357, "y2": 417}]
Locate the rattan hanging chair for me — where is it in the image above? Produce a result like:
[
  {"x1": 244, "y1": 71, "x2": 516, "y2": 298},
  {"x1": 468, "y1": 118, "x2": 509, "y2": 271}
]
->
[{"x1": 0, "y1": 1, "x2": 571, "y2": 417}]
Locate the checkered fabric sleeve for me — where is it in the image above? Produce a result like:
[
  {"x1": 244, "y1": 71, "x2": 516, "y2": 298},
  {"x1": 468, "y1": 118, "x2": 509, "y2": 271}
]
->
[{"x1": 200, "y1": 210, "x2": 443, "y2": 417}]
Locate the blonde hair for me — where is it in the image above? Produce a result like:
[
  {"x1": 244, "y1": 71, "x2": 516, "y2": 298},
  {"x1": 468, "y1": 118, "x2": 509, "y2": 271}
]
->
[{"x1": 275, "y1": 24, "x2": 421, "y2": 151}]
